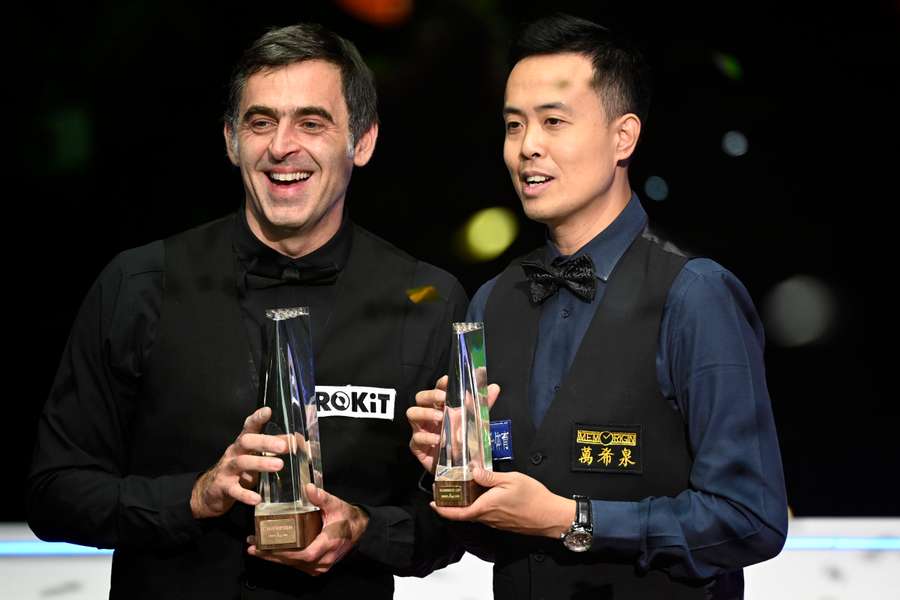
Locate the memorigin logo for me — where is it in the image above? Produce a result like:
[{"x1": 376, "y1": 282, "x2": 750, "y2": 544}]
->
[{"x1": 315, "y1": 385, "x2": 396, "y2": 420}]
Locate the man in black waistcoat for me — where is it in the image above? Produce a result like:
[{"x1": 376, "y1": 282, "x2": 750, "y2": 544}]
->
[
  {"x1": 408, "y1": 15, "x2": 788, "y2": 599},
  {"x1": 28, "y1": 23, "x2": 466, "y2": 599}
]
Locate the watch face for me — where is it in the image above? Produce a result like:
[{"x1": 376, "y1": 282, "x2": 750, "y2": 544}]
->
[{"x1": 563, "y1": 530, "x2": 592, "y2": 552}]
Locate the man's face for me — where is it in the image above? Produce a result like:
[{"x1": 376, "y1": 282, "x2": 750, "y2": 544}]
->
[
  {"x1": 226, "y1": 59, "x2": 375, "y2": 243},
  {"x1": 503, "y1": 53, "x2": 625, "y2": 227}
]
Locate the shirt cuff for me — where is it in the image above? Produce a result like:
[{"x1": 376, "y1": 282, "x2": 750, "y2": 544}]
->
[
  {"x1": 354, "y1": 504, "x2": 414, "y2": 569},
  {"x1": 156, "y1": 472, "x2": 206, "y2": 546},
  {"x1": 590, "y1": 499, "x2": 642, "y2": 556}
]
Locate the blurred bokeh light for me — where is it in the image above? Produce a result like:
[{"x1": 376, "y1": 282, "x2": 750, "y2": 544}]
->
[
  {"x1": 459, "y1": 207, "x2": 519, "y2": 262},
  {"x1": 336, "y1": 0, "x2": 413, "y2": 27},
  {"x1": 763, "y1": 275, "x2": 837, "y2": 347},
  {"x1": 713, "y1": 51, "x2": 744, "y2": 81},
  {"x1": 644, "y1": 175, "x2": 669, "y2": 201},
  {"x1": 722, "y1": 130, "x2": 749, "y2": 157}
]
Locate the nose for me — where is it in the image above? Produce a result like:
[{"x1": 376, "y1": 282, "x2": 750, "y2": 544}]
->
[
  {"x1": 268, "y1": 121, "x2": 301, "y2": 161},
  {"x1": 519, "y1": 124, "x2": 544, "y2": 160}
]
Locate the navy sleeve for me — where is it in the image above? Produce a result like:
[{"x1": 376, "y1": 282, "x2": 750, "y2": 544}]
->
[{"x1": 589, "y1": 258, "x2": 788, "y2": 580}]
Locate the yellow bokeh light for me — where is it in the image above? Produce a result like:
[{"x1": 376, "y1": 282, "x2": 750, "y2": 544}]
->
[{"x1": 463, "y1": 207, "x2": 519, "y2": 261}]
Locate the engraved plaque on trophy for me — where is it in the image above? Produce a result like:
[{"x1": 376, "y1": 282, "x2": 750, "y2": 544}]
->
[
  {"x1": 433, "y1": 322, "x2": 493, "y2": 507},
  {"x1": 254, "y1": 307, "x2": 324, "y2": 550}
]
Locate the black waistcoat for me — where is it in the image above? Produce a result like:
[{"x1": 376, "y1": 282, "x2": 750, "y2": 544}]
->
[
  {"x1": 484, "y1": 232, "x2": 707, "y2": 600},
  {"x1": 112, "y1": 215, "x2": 422, "y2": 599}
]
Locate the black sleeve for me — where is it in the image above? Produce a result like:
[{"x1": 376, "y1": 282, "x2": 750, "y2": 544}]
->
[
  {"x1": 26, "y1": 242, "x2": 206, "y2": 550},
  {"x1": 354, "y1": 263, "x2": 469, "y2": 576}
]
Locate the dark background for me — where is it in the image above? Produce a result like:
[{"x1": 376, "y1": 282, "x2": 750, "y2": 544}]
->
[{"x1": 10, "y1": 0, "x2": 898, "y2": 523}]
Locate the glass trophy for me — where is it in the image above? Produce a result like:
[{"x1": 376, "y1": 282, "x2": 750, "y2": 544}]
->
[
  {"x1": 254, "y1": 307, "x2": 324, "y2": 550},
  {"x1": 433, "y1": 322, "x2": 493, "y2": 507}
]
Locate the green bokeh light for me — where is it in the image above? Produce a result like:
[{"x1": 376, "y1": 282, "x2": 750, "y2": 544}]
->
[
  {"x1": 47, "y1": 108, "x2": 92, "y2": 172},
  {"x1": 713, "y1": 52, "x2": 743, "y2": 81}
]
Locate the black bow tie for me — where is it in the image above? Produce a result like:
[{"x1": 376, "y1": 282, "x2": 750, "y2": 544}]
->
[
  {"x1": 245, "y1": 259, "x2": 340, "y2": 290},
  {"x1": 520, "y1": 254, "x2": 597, "y2": 304}
]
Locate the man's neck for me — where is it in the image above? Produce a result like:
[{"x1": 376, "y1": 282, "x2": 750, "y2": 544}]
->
[
  {"x1": 245, "y1": 203, "x2": 344, "y2": 259},
  {"x1": 548, "y1": 180, "x2": 632, "y2": 257}
]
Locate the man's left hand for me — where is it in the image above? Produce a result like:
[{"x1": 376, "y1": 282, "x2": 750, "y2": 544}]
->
[
  {"x1": 432, "y1": 468, "x2": 575, "y2": 539},
  {"x1": 247, "y1": 484, "x2": 369, "y2": 576}
]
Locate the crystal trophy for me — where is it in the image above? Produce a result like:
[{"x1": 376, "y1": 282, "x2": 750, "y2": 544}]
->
[
  {"x1": 433, "y1": 322, "x2": 493, "y2": 506},
  {"x1": 254, "y1": 307, "x2": 324, "y2": 550}
]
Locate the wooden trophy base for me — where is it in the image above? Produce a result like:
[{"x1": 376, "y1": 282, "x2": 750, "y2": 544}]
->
[
  {"x1": 254, "y1": 506, "x2": 322, "y2": 550},
  {"x1": 433, "y1": 479, "x2": 484, "y2": 507}
]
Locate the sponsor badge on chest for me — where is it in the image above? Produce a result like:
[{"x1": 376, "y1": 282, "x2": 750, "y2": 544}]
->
[
  {"x1": 571, "y1": 423, "x2": 643, "y2": 474},
  {"x1": 315, "y1": 385, "x2": 396, "y2": 420}
]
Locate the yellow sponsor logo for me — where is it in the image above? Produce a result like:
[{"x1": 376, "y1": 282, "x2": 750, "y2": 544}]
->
[{"x1": 576, "y1": 430, "x2": 637, "y2": 447}]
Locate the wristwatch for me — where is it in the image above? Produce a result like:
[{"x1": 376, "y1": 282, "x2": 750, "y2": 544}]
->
[{"x1": 561, "y1": 494, "x2": 592, "y2": 552}]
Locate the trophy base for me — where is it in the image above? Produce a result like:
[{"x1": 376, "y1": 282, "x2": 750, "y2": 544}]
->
[
  {"x1": 433, "y1": 479, "x2": 484, "y2": 507},
  {"x1": 254, "y1": 506, "x2": 322, "y2": 550}
]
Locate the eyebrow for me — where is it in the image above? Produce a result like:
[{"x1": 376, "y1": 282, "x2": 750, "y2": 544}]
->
[
  {"x1": 242, "y1": 105, "x2": 336, "y2": 124},
  {"x1": 535, "y1": 102, "x2": 573, "y2": 113},
  {"x1": 502, "y1": 102, "x2": 573, "y2": 117},
  {"x1": 292, "y1": 106, "x2": 335, "y2": 124}
]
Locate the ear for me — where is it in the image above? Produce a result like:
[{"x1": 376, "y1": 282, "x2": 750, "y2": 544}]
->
[
  {"x1": 613, "y1": 113, "x2": 642, "y2": 163},
  {"x1": 352, "y1": 122, "x2": 379, "y2": 167},
  {"x1": 223, "y1": 123, "x2": 239, "y2": 166}
]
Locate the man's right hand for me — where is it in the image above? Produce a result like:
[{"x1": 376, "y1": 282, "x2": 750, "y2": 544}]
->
[
  {"x1": 190, "y1": 407, "x2": 287, "y2": 519},
  {"x1": 407, "y1": 376, "x2": 500, "y2": 473}
]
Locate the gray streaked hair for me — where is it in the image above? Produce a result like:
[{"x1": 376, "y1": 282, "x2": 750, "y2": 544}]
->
[{"x1": 225, "y1": 23, "x2": 378, "y2": 144}]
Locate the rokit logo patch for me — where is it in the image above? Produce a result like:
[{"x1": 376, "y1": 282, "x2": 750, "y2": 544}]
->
[{"x1": 315, "y1": 386, "x2": 396, "y2": 420}]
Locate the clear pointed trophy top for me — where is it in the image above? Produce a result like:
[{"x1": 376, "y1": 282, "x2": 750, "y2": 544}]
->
[
  {"x1": 433, "y1": 321, "x2": 492, "y2": 505},
  {"x1": 255, "y1": 304, "x2": 323, "y2": 549}
]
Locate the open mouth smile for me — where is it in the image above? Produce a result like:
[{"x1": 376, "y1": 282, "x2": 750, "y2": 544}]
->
[{"x1": 267, "y1": 171, "x2": 313, "y2": 186}]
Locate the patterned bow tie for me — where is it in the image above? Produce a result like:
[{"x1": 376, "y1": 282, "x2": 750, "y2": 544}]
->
[
  {"x1": 245, "y1": 259, "x2": 340, "y2": 290},
  {"x1": 520, "y1": 254, "x2": 597, "y2": 304}
]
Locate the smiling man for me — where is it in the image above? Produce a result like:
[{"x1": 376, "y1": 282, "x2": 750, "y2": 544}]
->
[
  {"x1": 28, "y1": 24, "x2": 466, "y2": 599},
  {"x1": 409, "y1": 14, "x2": 788, "y2": 599}
]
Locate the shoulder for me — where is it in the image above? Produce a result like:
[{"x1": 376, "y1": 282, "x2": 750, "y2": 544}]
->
[
  {"x1": 642, "y1": 229, "x2": 689, "y2": 258},
  {"x1": 100, "y1": 216, "x2": 233, "y2": 295},
  {"x1": 165, "y1": 213, "x2": 235, "y2": 243},
  {"x1": 353, "y1": 224, "x2": 467, "y2": 307},
  {"x1": 101, "y1": 239, "x2": 165, "y2": 310},
  {"x1": 670, "y1": 258, "x2": 755, "y2": 311},
  {"x1": 98, "y1": 215, "x2": 231, "y2": 318},
  {"x1": 67, "y1": 239, "x2": 166, "y2": 367},
  {"x1": 665, "y1": 257, "x2": 765, "y2": 357},
  {"x1": 351, "y1": 224, "x2": 415, "y2": 264},
  {"x1": 105, "y1": 240, "x2": 165, "y2": 279},
  {"x1": 105, "y1": 214, "x2": 233, "y2": 280},
  {"x1": 95, "y1": 240, "x2": 165, "y2": 306}
]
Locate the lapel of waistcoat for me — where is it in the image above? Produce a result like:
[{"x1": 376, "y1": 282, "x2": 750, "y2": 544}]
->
[
  {"x1": 192, "y1": 215, "x2": 260, "y2": 398},
  {"x1": 530, "y1": 235, "x2": 651, "y2": 447},
  {"x1": 488, "y1": 248, "x2": 546, "y2": 443},
  {"x1": 313, "y1": 226, "x2": 409, "y2": 386}
]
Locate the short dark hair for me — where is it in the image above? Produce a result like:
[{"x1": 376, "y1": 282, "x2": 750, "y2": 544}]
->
[
  {"x1": 225, "y1": 23, "x2": 378, "y2": 144},
  {"x1": 508, "y1": 14, "x2": 651, "y2": 124}
]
